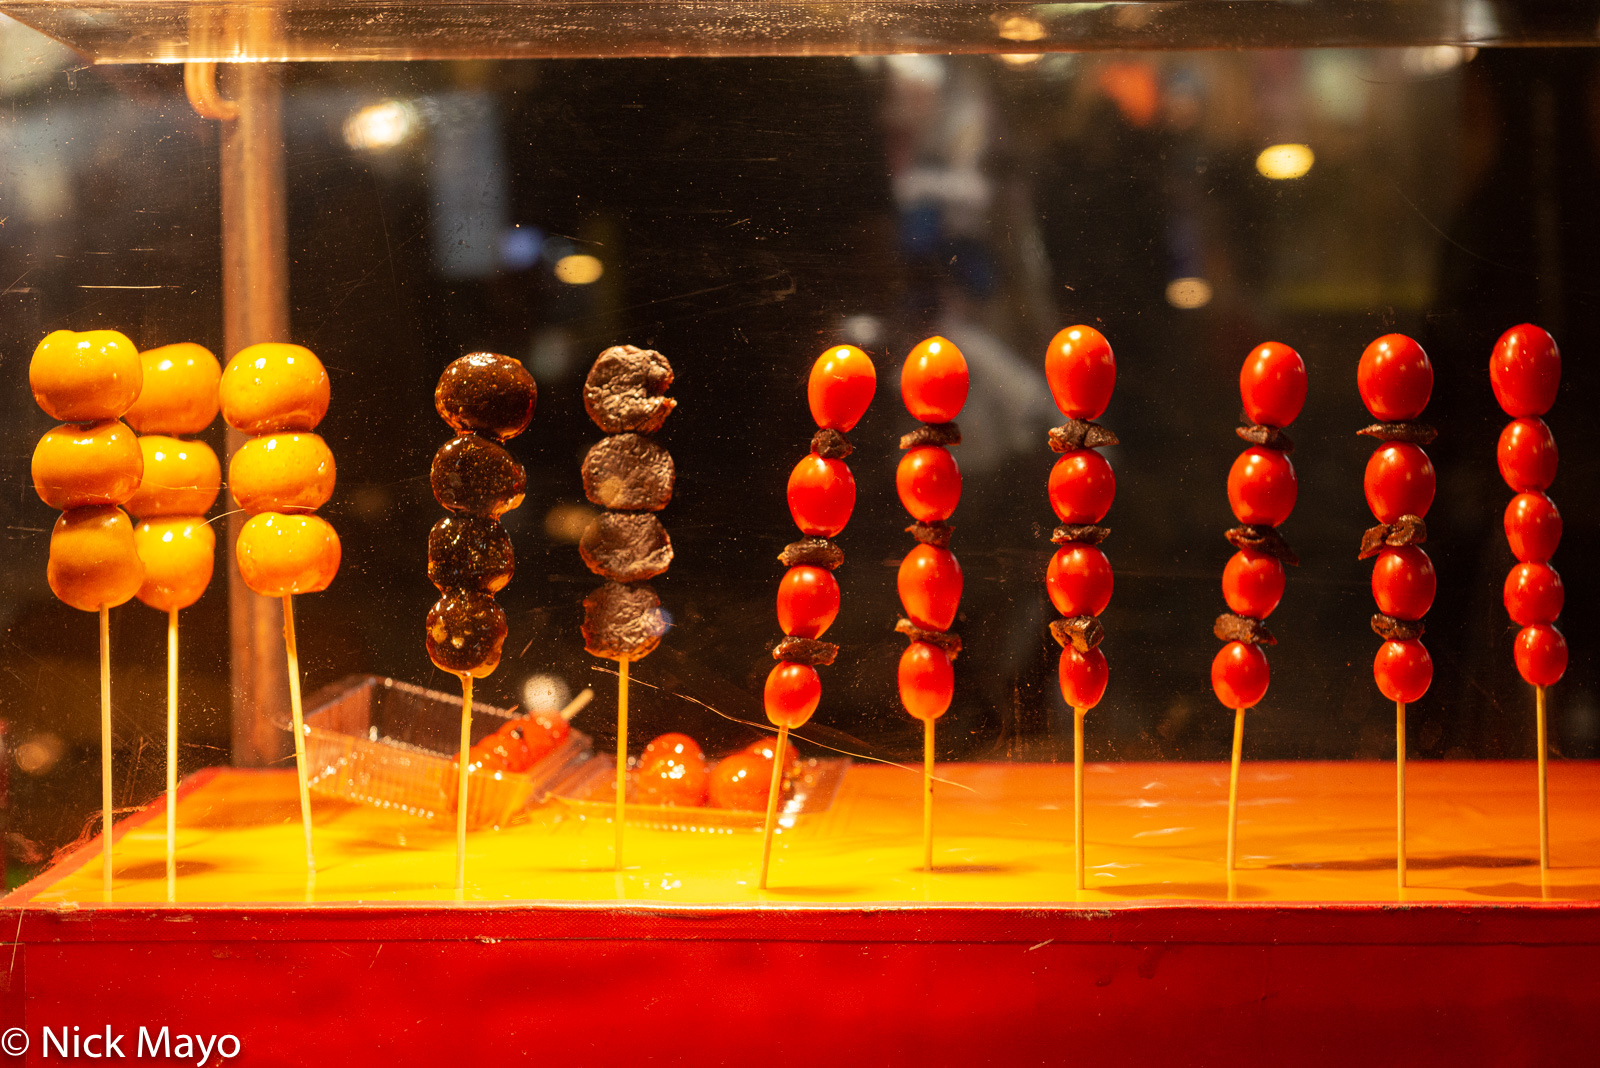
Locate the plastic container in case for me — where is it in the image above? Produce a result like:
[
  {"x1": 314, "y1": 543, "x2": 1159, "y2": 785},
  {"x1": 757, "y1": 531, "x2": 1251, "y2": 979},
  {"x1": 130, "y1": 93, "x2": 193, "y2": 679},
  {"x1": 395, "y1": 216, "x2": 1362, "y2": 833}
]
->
[{"x1": 298, "y1": 674, "x2": 592, "y2": 830}]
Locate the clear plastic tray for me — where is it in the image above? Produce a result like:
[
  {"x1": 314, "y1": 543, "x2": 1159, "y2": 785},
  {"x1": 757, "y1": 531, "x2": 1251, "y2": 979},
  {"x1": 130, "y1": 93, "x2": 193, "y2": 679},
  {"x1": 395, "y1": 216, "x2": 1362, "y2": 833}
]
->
[
  {"x1": 299, "y1": 674, "x2": 592, "y2": 830},
  {"x1": 550, "y1": 754, "x2": 849, "y2": 834}
]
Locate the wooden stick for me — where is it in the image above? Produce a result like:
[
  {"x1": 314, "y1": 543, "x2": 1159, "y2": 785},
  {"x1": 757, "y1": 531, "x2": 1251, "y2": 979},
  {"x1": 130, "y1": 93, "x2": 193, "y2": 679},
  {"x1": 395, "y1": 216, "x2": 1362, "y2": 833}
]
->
[
  {"x1": 757, "y1": 724, "x2": 789, "y2": 890},
  {"x1": 1536, "y1": 684, "x2": 1549, "y2": 871},
  {"x1": 615, "y1": 657, "x2": 629, "y2": 871},
  {"x1": 1074, "y1": 706, "x2": 1086, "y2": 891},
  {"x1": 923, "y1": 718, "x2": 935, "y2": 872},
  {"x1": 456, "y1": 673, "x2": 473, "y2": 897},
  {"x1": 167, "y1": 609, "x2": 179, "y2": 903},
  {"x1": 1396, "y1": 700, "x2": 1407, "y2": 889},
  {"x1": 1225, "y1": 707, "x2": 1245, "y2": 871},
  {"x1": 99, "y1": 605, "x2": 113, "y2": 899},
  {"x1": 559, "y1": 687, "x2": 594, "y2": 721},
  {"x1": 280, "y1": 595, "x2": 315, "y2": 877}
]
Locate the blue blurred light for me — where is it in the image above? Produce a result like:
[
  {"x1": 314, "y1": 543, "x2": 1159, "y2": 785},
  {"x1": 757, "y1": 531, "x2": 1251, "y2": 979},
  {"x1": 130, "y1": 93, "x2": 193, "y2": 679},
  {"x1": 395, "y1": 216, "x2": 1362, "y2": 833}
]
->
[{"x1": 500, "y1": 226, "x2": 544, "y2": 271}]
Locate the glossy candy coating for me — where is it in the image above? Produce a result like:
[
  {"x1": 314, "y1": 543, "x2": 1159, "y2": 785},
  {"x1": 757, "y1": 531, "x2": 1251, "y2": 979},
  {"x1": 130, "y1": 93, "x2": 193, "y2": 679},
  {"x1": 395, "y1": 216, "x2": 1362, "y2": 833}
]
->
[
  {"x1": 901, "y1": 336, "x2": 969, "y2": 423},
  {"x1": 897, "y1": 544, "x2": 963, "y2": 632},
  {"x1": 1363, "y1": 443, "x2": 1434, "y2": 523},
  {"x1": 229, "y1": 433, "x2": 336, "y2": 515},
  {"x1": 1044, "y1": 325, "x2": 1115, "y2": 421},
  {"x1": 235, "y1": 512, "x2": 341, "y2": 597},
  {"x1": 1211, "y1": 641, "x2": 1270, "y2": 710},
  {"x1": 32, "y1": 419, "x2": 143, "y2": 510},
  {"x1": 763, "y1": 661, "x2": 822, "y2": 728},
  {"x1": 1496, "y1": 418, "x2": 1557, "y2": 493},
  {"x1": 30, "y1": 329, "x2": 142, "y2": 423},
  {"x1": 786, "y1": 453, "x2": 855, "y2": 538},
  {"x1": 1371, "y1": 546, "x2": 1437, "y2": 621},
  {"x1": 776, "y1": 565, "x2": 840, "y2": 639},
  {"x1": 636, "y1": 733, "x2": 710, "y2": 807},
  {"x1": 1504, "y1": 562, "x2": 1564, "y2": 626},
  {"x1": 434, "y1": 352, "x2": 537, "y2": 441},
  {"x1": 1490, "y1": 324, "x2": 1560, "y2": 418},
  {"x1": 47, "y1": 505, "x2": 145, "y2": 612},
  {"x1": 1058, "y1": 645, "x2": 1109, "y2": 711},
  {"x1": 425, "y1": 588, "x2": 508, "y2": 678},
  {"x1": 807, "y1": 345, "x2": 876, "y2": 432},
  {"x1": 642, "y1": 732, "x2": 704, "y2": 767},
  {"x1": 124, "y1": 343, "x2": 222, "y2": 435},
  {"x1": 1227, "y1": 447, "x2": 1297, "y2": 527},
  {"x1": 1357, "y1": 334, "x2": 1432, "y2": 422},
  {"x1": 473, "y1": 724, "x2": 532, "y2": 774},
  {"x1": 432, "y1": 434, "x2": 527, "y2": 518},
  {"x1": 745, "y1": 736, "x2": 802, "y2": 775},
  {"x1": 1045, "y1": 544, "x2": 1113, "y2": 618},
  {"x1": 124, "y1": 436, "x2": 221, "y2": 519},
  {"x1": 898, "y1": 641, "x2": 955, "y2": 721},
  {"x1": 1047, "y1": 450, "x2": 1115, "y2": 524},
  {"x1": 427, "y1": 515, "x2": 514, "y2": 594},
  {"x1": 1514, "y1": 624, "x2": 1568, "y2": 687},
  {"x1": 133, "y1": 517, "x2": 216, "y2": 612},
  {"x1": 708, "y1": 752, "x2": 774, "y2": 811},
  {"x1": 1374, "y1": 639, "x2": 1433, "y2": 703},
  {"x1": 220, "y1": 343, "x2": 330, "y2": 434},
  {"x1": 1239, "y1": 342, "x2": 1307, "y2": 428},
  {"x1": 1222, "y1": 550, "x2": 1285, "y2": 619},
  {"x1": 896, "y1": 446, "x2": 962, "y2": 523},
  {"x1": 1504, "y1": 492, "x2": 1562, "y2": 563}
]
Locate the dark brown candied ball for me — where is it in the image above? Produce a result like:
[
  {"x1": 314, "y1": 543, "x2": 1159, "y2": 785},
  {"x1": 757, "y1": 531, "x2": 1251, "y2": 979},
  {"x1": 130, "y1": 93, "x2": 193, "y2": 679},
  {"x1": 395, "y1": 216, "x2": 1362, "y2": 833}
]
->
[
  {"x1": 579, "y1": 511, "x2": 673, "y2": 582},
  {"x1": 428, "y1": 515, "x2": 514, "y2": 593},
  {"x1": 426, "y1": 589, "x2": 509, "y2": 678},
  {"x1": 431, "y1": 434, "x2": 527, "y2": 517},
  {"x1": 581, "y1": 433, "x2": 674, "y2": 512},
  {"x1": 581, "y1": 581, "x2": 666, "y2": 660},
  {"x1": 584, "y1": 345, "x2": 676, "y2": 433},
  {"x1": 435, "y1": 353, "x2": 538, "y2": 441}
]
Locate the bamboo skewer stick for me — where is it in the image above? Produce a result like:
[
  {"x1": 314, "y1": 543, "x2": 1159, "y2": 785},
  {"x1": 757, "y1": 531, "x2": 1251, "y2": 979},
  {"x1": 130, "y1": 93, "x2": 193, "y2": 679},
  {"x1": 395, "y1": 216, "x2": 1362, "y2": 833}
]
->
[
  {"x1": 280, "y1": 595, "x2": 315, "y2": 878},
  {"x1": 1074, "y1": 706, "x2": 1086, "y2": 892},
  {"x1": 99, "y1": 605, "x2": 113, "y2": 899},
  {"x1": 615, "y1": 657, "x2": 629, "y2": 871},
  {"x1": 1396, "y1": 700, "x2": 1407, "y2": 889},
  {"x1": 456, "y1": 674, "x2": 473, "y2": 898},
  {"x1": 923, "y1": 718, "x2": 935, "y2": 872},
  {"x1": 1536, "y1": 684, "x2": 1549, "y2": 871},
  {"x1": 757, "y1": 725, "x2": 790, "y2": 890},
  {"x1": 167, "y1": 608, "x2": 179, "y2": 903},
  {"x1": 1225, "y1": 707, "x2": 1246, "y2": 871}
]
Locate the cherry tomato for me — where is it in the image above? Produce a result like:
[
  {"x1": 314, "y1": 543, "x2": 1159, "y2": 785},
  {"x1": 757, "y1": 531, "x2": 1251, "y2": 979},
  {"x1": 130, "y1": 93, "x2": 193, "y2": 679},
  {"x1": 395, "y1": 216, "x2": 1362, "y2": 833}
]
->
[
  {"x1": 636, "y1": 735, "x2": 710, "y2": 807},
  {"x1": 808, "y1": 345, "x2": 876, "y2": 432},
  {"x1": 1239, "y1": 342, "x2": 1307, "y2": 428},
  {"x1": 479, "y1": 723, "x2": 534, "y2": 773},
  {"x1": 899, "y1": 642, "x2": 955, "y2": 721},
  {"x1": 744, "y1": 736, "x2": 802, "y2": 775},
  {"x1": 641, "y1": 732, "x2": 703, "y2": 766},
  {"x1": 764, "y1": 662, "x2": 822, "y2": 729},
  {"x1": 1222, "y1": 550, "x2": 1285, "y2": 619},
  {"x1": 1058, "y1": 646, "x2": 1108, "y2": 711},
  {"x1": 1048, "y1": 450, "x2": 1115, "y2": 524},
  {"x1": 1490, "y1": 323, "x2": 1560, "y2": 418},
  {"x1": 1045, "y1": 544, "x2": 1113, "y2": 618},
  {"x1": 1371, "y1": 546, "x2": 1436, "y2": 621},
  {"x1": 1357, "y1": 334, "x2": 1432, "y2": 421},
  {"x1": 1496, "y1": 417, "x2": 1557, "y2": 493},
  {"x1": 786, "y1": 453, "x2": 855, "y2": 537},
  {"x1": 1227, "y1": 447, "x2": 1297, "y2": 527},
  {"x1": 1045, "y1": 325, "x2": 1116, "y2": 420},
  {"x1": 1504, "y1": 562, "x2": 1563, "y2": 626},
  {"x1": 1363, "y1": 443, "x2": 1435, "y2": 523},
  {"x1": 897, "y1": 544, "x2": 963, "y2": 631},
  {"x1": 896, "y1": 446, "x2": 962, "y2": 522},
  {"x1": 901, "y1": 336, "x2": 969, "y2": 423},
  {"x1": 1374, "y1": 639, "x2": 1432, "y2": 703},
  {"x1": 1514, "y1": 624, "x2": 1568, "y2": 687},
  {"x1": 776, "y1": 565, "x2": 840, "y2": 639},
  {"x1": 1504, "y1": 491, "x2": 1562, "y2": 563},
  {"x1": 1211, "y1": 641, "x2": 1269, "y2": 709},
  {"x1": 707, "y1": 752, "x2": 775, "y2": 810}
]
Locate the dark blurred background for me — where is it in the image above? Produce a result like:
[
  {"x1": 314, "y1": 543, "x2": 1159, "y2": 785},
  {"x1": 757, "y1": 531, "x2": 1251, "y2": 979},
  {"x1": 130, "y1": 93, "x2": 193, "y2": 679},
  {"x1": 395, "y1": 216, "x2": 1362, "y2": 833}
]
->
[{"x1": 0, "y1": 24, "x2": 1596, "y2": 879}]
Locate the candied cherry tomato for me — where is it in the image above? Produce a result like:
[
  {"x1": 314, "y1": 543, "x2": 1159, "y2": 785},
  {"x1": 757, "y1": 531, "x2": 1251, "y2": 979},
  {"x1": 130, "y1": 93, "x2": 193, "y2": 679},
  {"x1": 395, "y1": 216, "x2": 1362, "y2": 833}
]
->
[
  {"x1": 132, "y1": 517, "x2": 216, "y2": 613},
  {"x1": 1374, "y1": 639, "x2": 1433, "y2": 704},
  {"x1": 1222, "y1": 550, "x2": 1285, "y2": 620},
  {"x1": 745, "y1": 736, "x2": 802, "y2": 775},
  {"x1": 1363, "y1": 443, "x2": 1434, "y2": 523},
  {"x1": 1357, "y1": 334, "x2": 1432, "y2": 422},
  {"x1": 1504, "y1": 492, "x2": 1561, "y2": 563},
  {"x1": 1504, "y1": 562, "x2": 1563, "y2": 626},
  {"x1": 764, "y1": 662, "x2": 822, "y2": 728},
  {"x1": 29, "y1": 329, "x2": 142, "y2": 423},
  {"x1": 31, "y1": 419, "x2": 144, "y2": 511},
  {"x1": 808, "y1": 345, "x2": 876, "y2": 432},
  {"x1": 1496, "y1": 417, "x2": 1557, "y2": 493},
  {"x1": 1239, "y1": 342, "x2": 1307, "y2": 428},
  {"x1": 897, "y1": 446, "x2": 962, "y2": 522},
  {"x1": 776, "y1": 565, "x2": 840, "y2": 639},
  {"x1": 1211, "y1": 641, "x2": 1269, "y2": 709},
  {"x1": 229, "y1": 432, "x2": 337, "y2": 515},
  {"x1": 1045, "y1": 544, "x2": 1113, "y2": 618},
  {"x1": 1490, "y1": 323, "x2": 1560, "y2": 418},
  {"x1": 636, "y1": 734, "x2": 710, "y2": 806},
  {"x1": 786, "y1": 453, "x2": 856, "y2": 537},
  {"x1": 897, "y1": 544, "x2": 963, "y2": 631},
  {"x1": 124, "y1": 342, "x2": 222, "y2": 436},
  {"x1": 1045, "y1": 325, "x2": 1116, "y2": 420},
  {"x1": 220, "y1": 343, "x2": 330, "y2": 434},
  {"x1": 125, "y1": 436, "x2": 222, "y2": 519},
  {"x1": 1227, "y1": 447, "x2": 1297, "y2": 527},
  {"x1": 47, "y1": 505, "x2": 144, "y2": 613},
  {"x1": 901, "y1": 336, "x2": 969, "y2": 423},
  {"x1": 1371, "y1": 546, "x2": 1436, "y2": 621},
  {"x1": 1058, "y1": 646, "x2": 1108, "y2": 711},
  {"x1": 1515, "y1": 624, "x2": 1568, "y2": 687},
  {"x1": 641, "y1": 732, "x2": 703, "y2": 766},
  {"x1": 235, "y1": 513, "x2": 341, "y2": 597},
  {"x1": 1048, "y1": 450, "x2": 1115, "y2": 524},
  {"x1": 708, "y1": 752, "x2": 774, "y2": 810},
  {"x1": 899, "y1": 642, "x2": 955, "y2": 721}
]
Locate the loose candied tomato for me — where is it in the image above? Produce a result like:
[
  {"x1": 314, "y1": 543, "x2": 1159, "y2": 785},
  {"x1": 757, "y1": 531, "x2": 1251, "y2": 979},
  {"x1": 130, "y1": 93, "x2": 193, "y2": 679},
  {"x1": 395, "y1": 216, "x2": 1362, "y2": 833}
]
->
[
  {"x1": 1211, "y1": 641, "x2": 1269, "y2": 710},
  {"x1": 897, "y1": 544, "x2": 963, "y2": 631},
  {"x1": 1374, "y1": 639, "x2": 1433, "y2": 704},
  {"x1": 1045, "y1": 544, "x2": 1113, "y2": 618},
  {"x1": 899, "y1": 642, "x2": 955, "y2": 721},
  {"x1": 1515, "y1": 624, "x2": 1568, "y2": 687},
  {"x1": 807, "y1": 345, "x2": 876, "y2": 432},
  {"x1": 901, "y1": 336, "x2": 969, "y2": 423},
  {"x1": 707, "y1": 752, "x2": 774, "y2": 811},
  {"x1": 1496, "y1": 417, "x2": 1557, "y2": 493},
  {"x1": 745, "y1": 736, "x2": 802, "y2": 775},
  {"x1": 636, "y1": 737, "x2": 710, "y2": 807},
  {"x1": 1363, "y1": 442, "x2": 1435, "y2": 523},
  {"x1": 1227, "y1": 447, "x2": 1297, "y2": 527},
  {"x1": 1372, "y1": 545, "x2": 1436, "y2": 621},
  {"x1": 1504, "y1": 492, "x2": 1562, "y2": 563},
  {"x1": 641, "y1": 731, "x2": 704, "y2": 766},
  {"x1": 1239, "y1": 342, "x2": 1307, "y2": 428},
  {"x1": 1357, "y1": 334, "x2": 1432, "y2": 422},
  {"x1": 1044, "y1": 325, "x2": 1116, "y2": 421},
  {"x1": 1504, "y1": 562, "x2": 1564, "y2": 626},
  {"x1": 1048, "y1": 449, "x2": 1115, "y2": 524},
  {"x1": 1222, "y1": 550, "x2": 1285, "y2": 620},
  {"x1": 1490, "y1": 323, "x2": 1560, "y2": 418},
  {"x1": 776, "y1": 565, "x2": 840, "y2": 639},
  {"x1": 764, "y1": 662, "x2": 822, "y2": 729},
  {"x1": 484, "y1": 723, "x2": 534, "y2": 773},
  {"x1": 896, "y1": 446, "x2": 962, "y2": 523},
  {"x1": 786, "y1": 453, "x2": 856, "y2": 537},
  {"x1": 1058, "y1": 645, "x2": 1108, "y2": 711}
]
